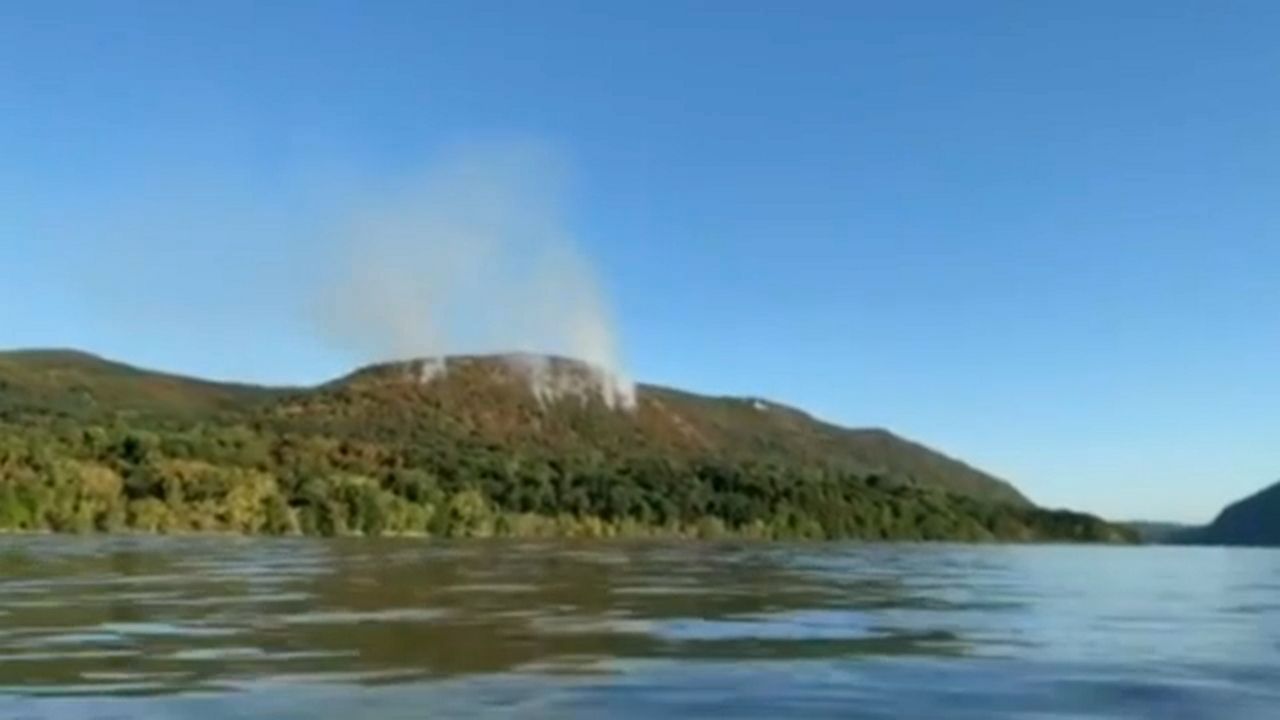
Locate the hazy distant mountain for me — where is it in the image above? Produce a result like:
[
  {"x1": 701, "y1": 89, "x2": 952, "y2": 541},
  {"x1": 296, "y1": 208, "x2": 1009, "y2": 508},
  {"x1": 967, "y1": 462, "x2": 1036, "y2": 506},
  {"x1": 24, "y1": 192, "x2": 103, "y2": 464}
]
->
[
  {"x1": 1123, "y1": 521, "x2": 1196, "y2": 544},
  {"x1": 0, "y1": 348, "x2": 1132, "y2": 541}
]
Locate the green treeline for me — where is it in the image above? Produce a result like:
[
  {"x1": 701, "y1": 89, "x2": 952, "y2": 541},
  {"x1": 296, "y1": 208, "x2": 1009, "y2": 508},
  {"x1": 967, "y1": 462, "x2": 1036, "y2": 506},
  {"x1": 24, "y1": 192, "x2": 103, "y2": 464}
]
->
[{"x1": 0, "y1": 418, "x2": 1130, "y2": 542}]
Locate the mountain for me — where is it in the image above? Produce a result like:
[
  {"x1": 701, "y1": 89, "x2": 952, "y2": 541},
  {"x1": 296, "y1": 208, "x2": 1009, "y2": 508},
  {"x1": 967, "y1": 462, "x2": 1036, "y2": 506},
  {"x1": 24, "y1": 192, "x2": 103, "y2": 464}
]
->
[
  {"x1": 299, "y1": 355, "x2": 1030, "y2": 505},
  {"x1": 1123, "y1": 521, "x2": 1196, "y2": 544},
  {"x1": 1, "y1": 350, "x2": 1024, "y2": 504},
  {"x1": 1183, "y1": 481, "x2": 1280, "y2": 546},
  {"x1": 0, "y1": 349, "x2": 281, "y2": 419},
  {"x1": 0, "y1": 348, "x2": 1132, "y2": 542}
]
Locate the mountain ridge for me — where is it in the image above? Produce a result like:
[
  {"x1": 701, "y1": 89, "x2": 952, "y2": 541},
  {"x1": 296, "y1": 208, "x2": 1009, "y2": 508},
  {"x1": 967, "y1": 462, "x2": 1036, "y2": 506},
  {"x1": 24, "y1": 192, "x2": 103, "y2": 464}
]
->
[
  {"x1": 0, "y1": 347, "x2": 1132, "y2": 541},
  {"x1": 1178, "y1": 480, "x2": 1280, "y2": 546},
  {"x1": 288, "y1": 354, "x2": 1032, "y2": 506},
  {"x1": 1, "y1": 348, "x2": 1027, "y2": 504},
  {"x1": 0, "y1": 348, "x2": 283, "y2": 418}
]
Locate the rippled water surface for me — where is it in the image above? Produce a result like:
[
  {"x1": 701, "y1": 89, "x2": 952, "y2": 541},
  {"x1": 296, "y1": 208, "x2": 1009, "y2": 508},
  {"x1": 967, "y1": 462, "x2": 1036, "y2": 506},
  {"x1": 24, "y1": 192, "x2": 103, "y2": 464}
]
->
[{"x1": 0, "y1": 538, "x2": 1276, "y2": 718}]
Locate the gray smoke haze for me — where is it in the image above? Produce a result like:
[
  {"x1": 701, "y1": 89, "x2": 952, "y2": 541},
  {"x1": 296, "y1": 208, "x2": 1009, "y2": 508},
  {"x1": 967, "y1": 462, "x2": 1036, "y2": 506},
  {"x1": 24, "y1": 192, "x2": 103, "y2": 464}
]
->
[{"x1": 321, "y1": 142, "x2": 635, "y2": 409}]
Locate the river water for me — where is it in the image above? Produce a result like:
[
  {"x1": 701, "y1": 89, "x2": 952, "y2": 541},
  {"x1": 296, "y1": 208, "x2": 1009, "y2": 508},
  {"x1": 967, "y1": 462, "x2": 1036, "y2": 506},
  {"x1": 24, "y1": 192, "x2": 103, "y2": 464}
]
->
[{"x1": 0, "y1": 537, "x2": 1276, "y2": 718}]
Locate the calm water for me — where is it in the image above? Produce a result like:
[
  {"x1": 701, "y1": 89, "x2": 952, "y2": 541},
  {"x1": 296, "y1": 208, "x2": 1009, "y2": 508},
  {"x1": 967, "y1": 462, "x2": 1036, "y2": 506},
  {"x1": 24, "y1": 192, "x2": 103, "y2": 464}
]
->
[{"x1": 0, "y1": 538, "x2": 1276, "y2": 719}]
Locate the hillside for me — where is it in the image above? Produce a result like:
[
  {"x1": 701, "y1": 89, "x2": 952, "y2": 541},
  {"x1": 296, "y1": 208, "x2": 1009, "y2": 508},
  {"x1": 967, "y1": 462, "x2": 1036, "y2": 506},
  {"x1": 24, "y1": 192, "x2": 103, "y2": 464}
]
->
[
  {"x1": 284, "y1": 355, "x2": 1029, "y2": 505},
  {"x1": 0, "y1": 349, "x2": 1131, "y2": 542},
  {"x1": 1124, "y1": 521, "x2": 1197, "y2": 544},
  {"x1": 0, "y1": 349, "x2": 281, "y2": 420},
  {"x1": 1184, "y1": 481, "x2": 1280, "y2": 546}
]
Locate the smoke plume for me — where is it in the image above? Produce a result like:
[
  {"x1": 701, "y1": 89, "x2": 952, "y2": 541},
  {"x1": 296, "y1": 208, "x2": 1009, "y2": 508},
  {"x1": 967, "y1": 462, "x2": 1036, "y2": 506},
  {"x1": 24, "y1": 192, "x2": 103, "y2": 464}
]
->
[{"x1": 321, "y1": 142, "x2": 635, "y2": 409}]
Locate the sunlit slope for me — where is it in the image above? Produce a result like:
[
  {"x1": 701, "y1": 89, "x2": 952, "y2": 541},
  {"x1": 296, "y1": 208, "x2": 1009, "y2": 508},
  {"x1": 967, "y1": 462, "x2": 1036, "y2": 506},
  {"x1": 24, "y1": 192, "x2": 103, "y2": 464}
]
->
[
  {"x1": 0, "y1": 349, "x2": 1130, "y2": 540},
  {"x1": 0, "y1": 349, "x2": 280, "y2": 420},
  {"x1": 267, "y1": 355, "x2": 1028, "y2": 505}
]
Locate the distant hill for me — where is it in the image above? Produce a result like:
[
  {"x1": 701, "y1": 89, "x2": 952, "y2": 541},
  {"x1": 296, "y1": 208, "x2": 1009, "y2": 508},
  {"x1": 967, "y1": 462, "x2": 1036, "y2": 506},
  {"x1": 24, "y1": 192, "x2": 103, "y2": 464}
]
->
[
  {"x1": 0, "y1": 349, "x2": 1131, "y2": 542},
  {"x1": 1183, "y1": 481, "x2": 1280, "y2": 546},
  {"x1": 1124, "y1": 521, "x2": 1196, "y2": 544}
]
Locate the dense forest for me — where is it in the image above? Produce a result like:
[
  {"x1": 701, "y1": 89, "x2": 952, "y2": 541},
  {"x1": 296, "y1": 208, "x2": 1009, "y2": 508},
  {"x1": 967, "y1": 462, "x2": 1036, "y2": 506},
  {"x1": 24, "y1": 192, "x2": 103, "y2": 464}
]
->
[{"x1": 0, "y1": 350, "x2": 1134, "y2": 542}]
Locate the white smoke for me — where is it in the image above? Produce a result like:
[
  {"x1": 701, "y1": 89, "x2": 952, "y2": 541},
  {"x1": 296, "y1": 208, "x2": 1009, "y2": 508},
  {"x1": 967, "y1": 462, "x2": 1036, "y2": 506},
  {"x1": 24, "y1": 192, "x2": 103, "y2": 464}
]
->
[{"x1": 321, "y1": 142, "x2": 635, "y2": 409}]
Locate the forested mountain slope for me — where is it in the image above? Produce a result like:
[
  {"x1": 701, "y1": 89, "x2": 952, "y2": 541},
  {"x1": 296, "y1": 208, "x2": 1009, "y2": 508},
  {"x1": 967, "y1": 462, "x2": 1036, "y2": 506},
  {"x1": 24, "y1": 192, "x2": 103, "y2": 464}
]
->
[{"x1": 0, "y1": 350, "x2": 1131, "y2": 542}]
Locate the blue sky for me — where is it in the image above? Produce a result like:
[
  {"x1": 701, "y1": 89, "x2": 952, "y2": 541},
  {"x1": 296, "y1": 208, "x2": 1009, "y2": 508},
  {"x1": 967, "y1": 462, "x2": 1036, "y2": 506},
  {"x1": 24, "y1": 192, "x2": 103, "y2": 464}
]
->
[{"x1": 2, "y1": 2, "x2": 1277, "y2": 522}]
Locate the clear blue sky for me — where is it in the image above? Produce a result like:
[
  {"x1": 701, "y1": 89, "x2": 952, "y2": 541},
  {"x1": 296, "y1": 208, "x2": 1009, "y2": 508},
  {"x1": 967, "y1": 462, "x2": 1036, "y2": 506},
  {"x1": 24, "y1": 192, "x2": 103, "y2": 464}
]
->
[{"x1": 3, "y1": 2, "x2": 1277, "y2": 523}]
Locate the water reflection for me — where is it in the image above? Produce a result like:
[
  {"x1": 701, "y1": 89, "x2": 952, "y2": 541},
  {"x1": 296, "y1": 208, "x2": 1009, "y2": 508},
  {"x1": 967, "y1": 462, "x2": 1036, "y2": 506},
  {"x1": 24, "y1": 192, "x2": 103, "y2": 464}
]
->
[{"x1": 0, "y1": 538, "x2": 1277, "y2": 718}]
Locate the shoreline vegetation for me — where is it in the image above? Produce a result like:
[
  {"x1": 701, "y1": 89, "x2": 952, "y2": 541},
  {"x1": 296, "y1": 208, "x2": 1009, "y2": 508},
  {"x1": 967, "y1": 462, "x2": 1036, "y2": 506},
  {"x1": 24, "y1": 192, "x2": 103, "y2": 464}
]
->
[
  {"x1": 0, "y1": 433, "x2": 1132, "y2": 542},
  {"x1": 0, "y1": 350, "x2": 1136, "y2": 543}
]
